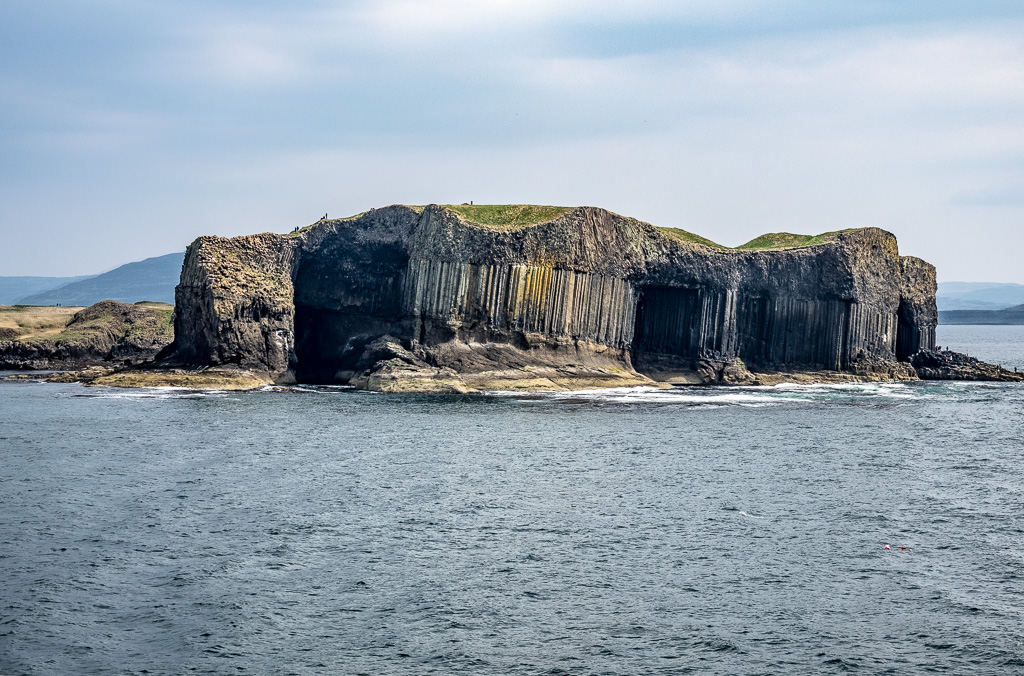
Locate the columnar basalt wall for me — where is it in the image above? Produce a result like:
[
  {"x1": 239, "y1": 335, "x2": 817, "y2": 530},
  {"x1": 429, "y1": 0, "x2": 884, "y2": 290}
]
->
[
  {"x1": 165, "y1": 204, "x2": 937, "y2": 385},
  {"x1": 405, "y1": 260, "x2": 637, "y2": 348}
]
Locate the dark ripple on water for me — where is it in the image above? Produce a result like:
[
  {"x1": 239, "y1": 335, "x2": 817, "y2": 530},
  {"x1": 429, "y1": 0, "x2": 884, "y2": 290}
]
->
[{"x1": 1, "y1": 372, "x2": 1023, "y2": 674}]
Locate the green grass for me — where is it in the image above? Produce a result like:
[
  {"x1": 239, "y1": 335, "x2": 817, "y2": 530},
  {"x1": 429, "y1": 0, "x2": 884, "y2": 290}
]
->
[
  {"x1": 657, "y1": 227, "x2": 724, "y2": 249},
  {"x1": 9, "y1": 301, "x2": 175, "y2": 345},
  {"x1": 735, "y1": 230, "x2": 857, "y2": 250},
  {"x1": 283, "y1": 203, "x2": 864, "y2": 249},
  {"x1": 0, "y1": 304, "x2": 84, "y2": 339},
  {"x1": 442, "y1": 204, "x2": 572, "y2": 228},
  {"x1": 288, "y1": 211, "x2": 371, "y2": 236},
  {"x1": 125, "y1": 303, "x2": 174, "y2": 341}
]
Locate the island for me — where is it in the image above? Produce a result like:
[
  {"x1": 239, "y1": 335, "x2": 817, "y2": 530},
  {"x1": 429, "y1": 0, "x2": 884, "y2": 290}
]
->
[
  {"x1": 81, "y1": 203, "x2": 1014, "y2": 390},
  {"x1": 4, "y1": 204, "x2": 1017, "y2": 389}
]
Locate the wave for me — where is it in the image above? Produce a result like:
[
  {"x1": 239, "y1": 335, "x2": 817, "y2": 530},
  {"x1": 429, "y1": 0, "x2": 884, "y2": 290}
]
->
[
  {"x1": 71, "y1": 386, "x2": 229, "y2": 400},
  {"x1": 484, "y1": 381, "x2": 936, "y2": 406},
  {"x1": 487, "y1": 386, "x2": 802, "y2": 407}
]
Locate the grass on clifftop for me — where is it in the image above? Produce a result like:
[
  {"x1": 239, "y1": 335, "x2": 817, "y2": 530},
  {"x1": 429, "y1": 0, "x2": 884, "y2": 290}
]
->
[
  {"x1": 288, "y1": 211, "x2": 369, "y2": 236},
  {"x1": 736, "y1": 230, "x2": 857, "y2": 250},
  {"x1": 442, "y1": 205, "x2": 572, "y2": 228},
  {"x1": 0, "y1": 302, "x2": 173, "y2": 343},
  {"x1": 0, "y1": 305, "x2": 85, "y2": 340},
  {"x1": 287, "y1": 204, "x2": 572, "y2": 235},
  {"x1": 656, "y1": 227, "x2": 725, "y2": 249},
  {"x1": 283, "y1": 203, "x2": 863, "y2": 249}
]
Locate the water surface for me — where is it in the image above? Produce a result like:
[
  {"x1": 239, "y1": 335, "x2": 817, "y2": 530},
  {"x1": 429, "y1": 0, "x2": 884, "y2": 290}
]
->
[{"x1": 1, "y1": 326, "x2": 1022, "y2": 675}]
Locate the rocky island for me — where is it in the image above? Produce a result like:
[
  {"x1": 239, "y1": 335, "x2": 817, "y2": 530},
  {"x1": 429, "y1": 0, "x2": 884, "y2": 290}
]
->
[
  {"x1": 0, "y1": 301, "x2": 173, "y2": 381},
  {"x1": 86, "y1": 203, "x2": 1019, "y2": 391}
]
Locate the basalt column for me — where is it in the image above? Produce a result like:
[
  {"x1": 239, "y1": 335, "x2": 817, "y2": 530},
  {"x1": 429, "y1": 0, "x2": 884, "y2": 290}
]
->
[
  {"x1": 631, "y1": 285, "x2": 701, "y2": 369},
  {"x1": 405, "y1": 259, "x2": 637, "y2": 353},
  {"x1": 897, "y1": 256, "x2": 938, "y2": 357},
  {"x1": 166, "y1": 205, "x2": 940, "y2": 387},
  {"x1": 172, "y1": 233, "x2": 298, "y2": 375}
]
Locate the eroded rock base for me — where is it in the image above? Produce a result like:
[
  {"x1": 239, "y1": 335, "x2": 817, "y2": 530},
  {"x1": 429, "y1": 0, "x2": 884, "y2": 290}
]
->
[
  {"x1": 88, "y1": 367, "x2": 275, "y2": 390},
  {"x1": 344, "y1": 335, "x2": 658, "y2": 393},
  {"x1": 911, "y1": 350, "x2": 1023, "y2": 382},
  {"x1": 15, "y1": 347, "x2": 1017, "y2": 393}
]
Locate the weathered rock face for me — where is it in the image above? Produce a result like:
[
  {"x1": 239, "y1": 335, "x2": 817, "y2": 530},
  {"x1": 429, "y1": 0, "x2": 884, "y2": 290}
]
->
[
  {"x1": 172, "y1": 233, "x2": 298, "y2": 378},
  {"x1": 164, "y1": 205, "x2": 939, "y2": 387}
]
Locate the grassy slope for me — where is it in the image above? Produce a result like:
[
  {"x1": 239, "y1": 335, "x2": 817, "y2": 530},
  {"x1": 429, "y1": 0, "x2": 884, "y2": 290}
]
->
[
  {"x1": 440, "y1": 206, "x2": 857, "y2": 249},
  {"x1": 657, "y1": 227, "x2": 724, "y2": 249},
  {"x1": 289, "y1": 211, "x2": 370, "y2": 236},
  {"x1": 52, "y1": 302, "x2": 174, "y2": 346},
  {"x1": 443, "y1": 204, "x2": 572, "y2": 228},
  {"x1": 287, "y1": 204, "x2": 861, "y2": 250},
  {"x1": 0, "y1": 305, "x2": 86, "y2": 340},
  {"x1": 736, "y1": 230, "x2": 857, "y2": 250},
  {"x1": 0, "y1": 302, "x2": 173, "y2": 344}
]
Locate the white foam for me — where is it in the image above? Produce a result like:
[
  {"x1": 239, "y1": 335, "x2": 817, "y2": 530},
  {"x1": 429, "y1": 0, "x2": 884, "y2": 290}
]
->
[
  {"x1": 488, "y1": 386, "x2": 803, "y2": 406},
  {"x1": 766, "y1": 381, "x2": 921, "y2": 399},
  {"x1": 76, "y1": 386, "x2": 228, "y2": 400}
]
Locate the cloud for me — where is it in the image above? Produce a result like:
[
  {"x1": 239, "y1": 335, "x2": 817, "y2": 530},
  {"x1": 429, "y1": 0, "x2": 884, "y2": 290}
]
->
[{"x1": 2, "y1": 1, "x2": 1024, "y2": 280}]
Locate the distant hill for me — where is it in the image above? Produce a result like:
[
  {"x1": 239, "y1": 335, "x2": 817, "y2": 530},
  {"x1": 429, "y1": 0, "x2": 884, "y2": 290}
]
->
[
  {"x1": 0, "y1": 276, "x2": 95, "y2": 304},
  {"x1": 937, "y1": 282, "x2": 1024, "y2": 311},
  {"x1": 17, "y1": 253, "x2": 184, "y2": 306},
  {"x1": 939, "y1": 304, "x2": 1024, "y2": 325}
]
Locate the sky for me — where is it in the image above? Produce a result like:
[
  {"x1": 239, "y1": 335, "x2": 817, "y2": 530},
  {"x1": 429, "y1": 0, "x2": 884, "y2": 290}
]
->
[{"x1": 1, "y1": 1, "x2": 1023, "y2": 281}]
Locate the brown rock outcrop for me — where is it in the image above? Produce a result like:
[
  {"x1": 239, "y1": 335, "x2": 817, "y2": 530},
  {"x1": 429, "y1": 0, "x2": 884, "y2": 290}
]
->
[{"x1": 0, "y1": 301, "x2": 174, "y2": 371}]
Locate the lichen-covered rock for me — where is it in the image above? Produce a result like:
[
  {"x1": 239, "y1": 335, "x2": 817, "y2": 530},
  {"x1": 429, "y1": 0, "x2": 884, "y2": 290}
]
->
[
  {"x1": 171, "y1": 233, "x2": 298, "y2": 376},
  {"x1": 157, "y1": 204, "x2": 942, "y2": 390}
]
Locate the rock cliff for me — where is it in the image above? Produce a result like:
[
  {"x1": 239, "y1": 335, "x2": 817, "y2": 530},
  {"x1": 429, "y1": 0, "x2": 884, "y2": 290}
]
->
[{"x1": 154, "y1": 204, "x2": 947, "y2": 390}]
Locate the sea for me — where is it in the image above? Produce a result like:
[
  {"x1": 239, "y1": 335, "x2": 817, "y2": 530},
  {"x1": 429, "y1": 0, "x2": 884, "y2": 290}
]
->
[{"x1": 1, "y1": 325, "x2": 1022, "y2": 675}]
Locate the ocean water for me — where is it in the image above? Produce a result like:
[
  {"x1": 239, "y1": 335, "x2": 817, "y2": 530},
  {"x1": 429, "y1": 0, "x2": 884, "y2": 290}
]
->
[
  {"x1": 937, "y1": 324, "x2": 1024, "y2": 372},
  {"x1": 1, "y1": 326, "x2": 1022, "y2": 675}
]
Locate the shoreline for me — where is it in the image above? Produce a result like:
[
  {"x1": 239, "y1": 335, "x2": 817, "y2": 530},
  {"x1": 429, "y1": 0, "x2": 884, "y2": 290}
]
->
[{"x1": 6, "y1": 357, "x2": 1021, "y2": 392}]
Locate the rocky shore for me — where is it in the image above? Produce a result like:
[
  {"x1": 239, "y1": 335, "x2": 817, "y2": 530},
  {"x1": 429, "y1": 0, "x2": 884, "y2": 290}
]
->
[
  {"x1": 52, "y1": 345, "x2": 1016, "y2": 392},
  {"x1": 910, "y1": 349, "x2": 1022, "y2": 382}
]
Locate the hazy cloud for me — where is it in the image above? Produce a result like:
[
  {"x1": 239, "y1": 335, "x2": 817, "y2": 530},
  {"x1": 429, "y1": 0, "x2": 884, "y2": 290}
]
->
[{"x1": 1, "y1": 1, "x2": 1023, "y2": 280}]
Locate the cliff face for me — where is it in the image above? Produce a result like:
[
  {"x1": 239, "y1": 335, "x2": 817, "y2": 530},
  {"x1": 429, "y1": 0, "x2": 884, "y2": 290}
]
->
[
  {"x1": 173, "y1": 233, "x2": 298, "y2": 376},
  {"x1": 165, "y1": 205, "x2": 938, "y2": 387}
]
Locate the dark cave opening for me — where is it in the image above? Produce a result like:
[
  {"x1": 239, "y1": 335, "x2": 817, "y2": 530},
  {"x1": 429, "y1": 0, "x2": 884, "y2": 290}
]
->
[
  {"x1": 293, "y1": 306, "x2": 410, "y2": 383},
  {"x1": 895, "y1": 299, "x2": 917, "y2": 361},
  {"x1": 631, "y1": 285, "x2": 701, "y2": 368},
  {"x1": 291, "y1": 241, "x2": 411, "y2": 383},
  {"x1": 737, "y1": 296, "x2": 771, "y2": 365}
]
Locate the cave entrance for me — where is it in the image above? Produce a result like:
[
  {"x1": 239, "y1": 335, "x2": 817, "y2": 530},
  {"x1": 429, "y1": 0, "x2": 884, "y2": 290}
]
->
[
  {"x1": 292, "y1": 241, "x2": 412, "y2": 383},
  {"x1": 631, "y1": 286, "x2": 701, "y2": 369},
  {"x1": 895, "y1": 299, "x2": 917, "y2": 361},
  {"x1": 294, "y1": 306, "x2": 409, "y2": 383},
  {"x1": 737, "y1": 296, "x2": 770, "y2": 365}
]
